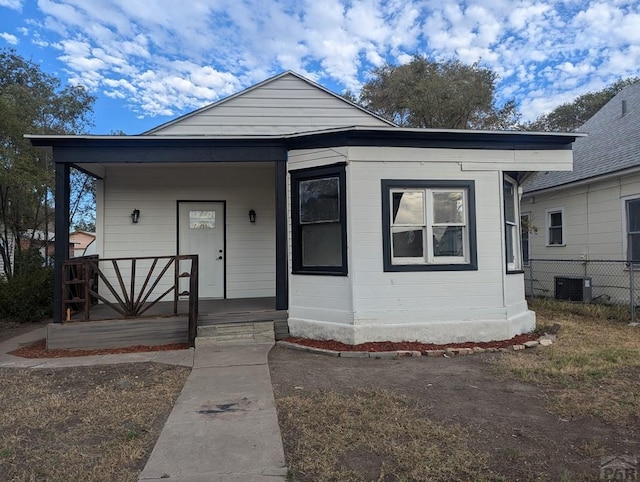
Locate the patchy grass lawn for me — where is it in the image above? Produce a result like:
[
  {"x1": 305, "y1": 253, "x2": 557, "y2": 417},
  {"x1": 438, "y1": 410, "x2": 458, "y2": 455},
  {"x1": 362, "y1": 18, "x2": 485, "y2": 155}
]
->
[
  {"x1": 0, "y1": 363, "x2": 189, "y2": 481},
  {"x1": 271, "y1": 298, "x2": 640, "y2": 481},
  {"x1": 278, "y1": 389, "x2": 492, "y2": 482},
  {"x1": 495, "y1": 298, "x2": 640, "y2": 425}
]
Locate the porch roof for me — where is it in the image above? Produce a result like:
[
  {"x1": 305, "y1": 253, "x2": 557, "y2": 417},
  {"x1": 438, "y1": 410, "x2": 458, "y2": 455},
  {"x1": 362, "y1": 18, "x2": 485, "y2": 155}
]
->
[{"x1": 26, "y1": 126, "x2": 583, "y2": 164}]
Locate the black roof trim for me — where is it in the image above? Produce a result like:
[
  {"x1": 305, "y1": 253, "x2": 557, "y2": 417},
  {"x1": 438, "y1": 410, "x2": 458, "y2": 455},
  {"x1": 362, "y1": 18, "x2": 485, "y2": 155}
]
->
[
  {"x1": 28, "y1": 128, "x2": 579, "y2": 165},
  {"x1": 286, "y1": 128, "x2": 576, "y2": 150}
]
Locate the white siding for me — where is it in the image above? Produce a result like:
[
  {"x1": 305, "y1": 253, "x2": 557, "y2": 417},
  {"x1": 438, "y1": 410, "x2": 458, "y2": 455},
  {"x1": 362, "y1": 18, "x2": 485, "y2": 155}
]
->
[
  {"x1": 523, "y1": 172, "x2": 640, "y2": 261},
  {"x1": 349, "y1": 147, "x2": 572, "y2": 172},
  {"x1": 287, "y1": 148, "x2": 354, "y2": 340},
  {"x1": 150, "y1": 74, "x2": 390, "y2": 136},
  {"x1": 522, "y1": 173, "x2": 640, "y2": 303},
  {"x1": 347, "y1": 148, "x2": 533, "y2": 343},
  {"x1": 286, "y1": 146, "x2": 536, "y2": 344},
  {"x1": 100, "y1": 163, "x2": 275, "y2": 300}
]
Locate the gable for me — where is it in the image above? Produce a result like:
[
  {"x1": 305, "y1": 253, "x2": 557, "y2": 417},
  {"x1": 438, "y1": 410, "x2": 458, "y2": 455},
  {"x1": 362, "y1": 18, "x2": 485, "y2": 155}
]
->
[
  {"x1": 524, "y1": 82, "x2": 640, "y2": 193},
  {"x1": 147, "y1": 72, "x2": 393, "y2": 136}
]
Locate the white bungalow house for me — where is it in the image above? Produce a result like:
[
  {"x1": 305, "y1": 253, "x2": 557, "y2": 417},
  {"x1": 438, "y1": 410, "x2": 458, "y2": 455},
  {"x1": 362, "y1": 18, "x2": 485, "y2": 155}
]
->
[
  {"x1": 28, "y1": 71, "x2": 579, "y2": 347},
  {"x1": 521, "y1": 82, "x2": 640, "y2": 303}
]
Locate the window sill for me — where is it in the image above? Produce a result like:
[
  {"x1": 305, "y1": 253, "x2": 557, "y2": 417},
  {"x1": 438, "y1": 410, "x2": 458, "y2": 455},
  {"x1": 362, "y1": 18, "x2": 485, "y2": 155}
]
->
[
  {"x1": 545, "y1": 244, "x2": 566, "y2": 247},
  {"x1": 291, "y1": 269, "x2": 348, "y2": 276},
  {"x1": 506, "y1": 269, "x2": 525, "y2": 275},
  {"x1": 384, "y1": 263, "x2": 477, "y2": 272}
]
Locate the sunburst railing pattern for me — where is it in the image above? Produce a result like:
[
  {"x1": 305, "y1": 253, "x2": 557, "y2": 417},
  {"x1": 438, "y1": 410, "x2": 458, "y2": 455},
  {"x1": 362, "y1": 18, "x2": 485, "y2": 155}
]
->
[{"x1": 61, "y1": 254, "x2": 199, "y2": 346}]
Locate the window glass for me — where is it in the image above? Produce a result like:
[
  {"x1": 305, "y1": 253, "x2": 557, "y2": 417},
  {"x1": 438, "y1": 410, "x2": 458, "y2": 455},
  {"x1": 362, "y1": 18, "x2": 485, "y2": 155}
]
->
[
  {"x1": 628, "y1": 199, "x2": 640, "y2": 232},
  {"x1": 302, "y1": 223, "x2": 342, "y2": 266},
  {"x1": 521, "y1": 214, "x2": 530, "y2": 265},
  {"x1": 392, "y1": 191, "x2": 424, "y2": 224},
  {"x1": 392, "y1": 228, "x2": 424, "y2": 258},
  {"x1": 503, "y1": 180, "x2": 515, "y2": 223},
  {"x1": 548, "y1": 211, "x2": 563, "y2": 245},
  {"x1": 299, "y1": 177, "x2": 339, "y2": 223},
  {"x1": 433, "y1": 191, "x2": 464, "y2": 224},
  {"x1": 627, "y1": 199, "x2": 640, "y2": 261},
  {"x1": 382, "y1": 180, "x2": 476, "y2": 272},
  {"x1": 549, "y1": 212, "x2": 562, "y2": 227},
  {"x1": 291, "y1": 165, "x2": 347, "y2": 275},
  {"x1": 433, "y1": 226, "x2": 463, "y2": 257},
  {"x1": 630, "y1": 235, "x2": 640, "y2": 262},
  {"x1": 189, "y1": 210, "x2": 215, "y2": 229}
]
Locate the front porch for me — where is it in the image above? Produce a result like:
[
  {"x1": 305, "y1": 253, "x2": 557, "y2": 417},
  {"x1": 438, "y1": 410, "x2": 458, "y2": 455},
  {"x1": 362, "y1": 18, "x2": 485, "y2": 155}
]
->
[{"x1": 48, "y1": 297, "x2": 289, "y2": 350}]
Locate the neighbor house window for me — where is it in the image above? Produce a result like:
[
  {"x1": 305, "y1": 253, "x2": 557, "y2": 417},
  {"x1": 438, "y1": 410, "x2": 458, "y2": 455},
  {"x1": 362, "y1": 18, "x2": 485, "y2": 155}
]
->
[
  {"x1": 626, "y1": 198, "x2": 640, "y2": 262},
  {"x1": 546, "y1": 208, "x2": 564, "y2": 245},
  {"x1": 382, "y1": 180, "x2": 477, "y2": 271},
  {"x1": 291, "y1": 164, "x2": 347, "y2": 275},
  {"x1": 503, "y1": 176, "x2": 522, "y2": 271}
]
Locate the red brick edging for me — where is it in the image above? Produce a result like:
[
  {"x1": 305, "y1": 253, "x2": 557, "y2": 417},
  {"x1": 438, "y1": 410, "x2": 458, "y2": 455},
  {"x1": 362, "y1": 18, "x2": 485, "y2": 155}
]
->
[{"x1": 276, "y1": 335, "x2": 555, "y2": 358}]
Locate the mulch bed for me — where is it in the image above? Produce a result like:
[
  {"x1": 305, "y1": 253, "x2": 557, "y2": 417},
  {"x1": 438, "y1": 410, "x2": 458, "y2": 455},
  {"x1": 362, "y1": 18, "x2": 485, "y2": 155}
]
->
[
  {"x1": 9, "y1": 339, "x2": 189, "y2": 358},
  {"x1": 283, "y1": 332, "x2": 538, "y2": 352}
]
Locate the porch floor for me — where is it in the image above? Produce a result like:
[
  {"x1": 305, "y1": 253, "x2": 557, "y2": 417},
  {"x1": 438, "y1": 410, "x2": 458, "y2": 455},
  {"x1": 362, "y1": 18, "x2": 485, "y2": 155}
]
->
[{"x1": 72, "y1": 297, "x2": 287, "y2": 325}]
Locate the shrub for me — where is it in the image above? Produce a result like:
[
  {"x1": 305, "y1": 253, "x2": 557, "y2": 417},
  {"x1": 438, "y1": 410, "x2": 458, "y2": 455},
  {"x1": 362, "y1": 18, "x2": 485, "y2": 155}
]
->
[{"x1": 0, "y1": 266, "x2": 54, "y2": 322}]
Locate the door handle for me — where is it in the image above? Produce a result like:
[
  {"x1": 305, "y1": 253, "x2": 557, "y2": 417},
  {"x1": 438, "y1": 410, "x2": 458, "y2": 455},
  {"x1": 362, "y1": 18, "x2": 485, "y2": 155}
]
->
[{"x1": 217, "y1": 256, "x2": 223, "y2": 260}]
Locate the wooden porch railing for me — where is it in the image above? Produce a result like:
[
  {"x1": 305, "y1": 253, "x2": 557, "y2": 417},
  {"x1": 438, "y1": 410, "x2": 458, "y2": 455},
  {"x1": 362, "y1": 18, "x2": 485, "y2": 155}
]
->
[{"x1": 61, "y1": 254, "x2": 199, "y2": 346}]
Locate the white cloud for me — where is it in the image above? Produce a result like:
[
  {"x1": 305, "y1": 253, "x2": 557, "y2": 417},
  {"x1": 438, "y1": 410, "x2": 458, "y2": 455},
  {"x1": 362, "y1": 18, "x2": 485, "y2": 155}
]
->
[
  {"x1": 0, "y1": 32, "x2": 19, "y2": 45},
  {"x1": 0, "y1": 0, "x2": 22, "y2": 10},
  {"x1": 10, "y1": 0, "x2": 638, "y2": 123}
]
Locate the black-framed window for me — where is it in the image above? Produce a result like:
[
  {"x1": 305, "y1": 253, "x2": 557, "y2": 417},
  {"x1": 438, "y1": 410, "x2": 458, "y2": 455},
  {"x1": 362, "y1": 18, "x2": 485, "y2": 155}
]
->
[
  {"x1": 626, "y1": 198, "x2": 640, "y2": 262},
  {"x1": 546, "y1": 208, "x2": 564, "y2": 245},
  {"x1": 291, "y1": 164, "x2": 347, "y2": 275},
  {"x1": 503, "y1": 175, "x2": 523, "y2": 272},
  {"x1": 382, "y1": 180, "x2": 477, "y2": 272}
]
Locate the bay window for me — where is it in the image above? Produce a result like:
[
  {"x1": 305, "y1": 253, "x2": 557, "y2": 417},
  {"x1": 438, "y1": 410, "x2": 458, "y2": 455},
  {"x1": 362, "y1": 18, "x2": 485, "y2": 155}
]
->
[
  {"x1": 503, "y1": 175, "x2": 523, "y2": 272},
  {"x1": 291, "y1": 164, "x2": 347, "y2": 275},
  {"x1": 382, "y1": 180, "x2": 477, "y2": 271}
]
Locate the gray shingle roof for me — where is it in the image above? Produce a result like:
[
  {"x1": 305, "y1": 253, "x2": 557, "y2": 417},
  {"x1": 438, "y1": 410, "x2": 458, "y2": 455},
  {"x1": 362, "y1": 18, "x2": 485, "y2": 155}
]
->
[{"x1": 523, "y1": 82, "x2": 640, "y2": 193}]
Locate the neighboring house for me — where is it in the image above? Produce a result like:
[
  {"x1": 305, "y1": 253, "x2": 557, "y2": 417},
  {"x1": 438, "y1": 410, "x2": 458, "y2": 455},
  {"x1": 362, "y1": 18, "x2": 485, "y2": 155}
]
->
[
  {"x1": 522, "y1": 82, "x2": 640, "y2": 302},
  {"x1": 2, "y1": 230, "x2": 57, "y2": 275},
  {"x1": 0, "y1": 232, "x2": 16, "y2": 277},
  {"x1": 28, "y1": 71, "x2": 579, "y2": 345},
  {"x1": 69, "y1": 231, "x2": 96, "y2": 258}
]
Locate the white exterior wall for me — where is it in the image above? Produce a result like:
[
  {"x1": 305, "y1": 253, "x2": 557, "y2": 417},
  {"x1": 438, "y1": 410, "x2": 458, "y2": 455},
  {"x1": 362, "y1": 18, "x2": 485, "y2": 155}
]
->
[
  {"x1": 286, "y1": 148, "x2": 355, "y2": 340},
  {"x1": 523, "y1": 172, "x2": 640, "y2": 261},
  {"x1": 522, "y1": 172, "x2": 640, "y2": 303},
  {"x1": 287, "y1": 146, "x2": 540, "y2": 345},
  {"x1": 151, "y1": 74, "x2": 390, "y2": 136},
  {"x1": 99, "y1": 163, "x2": 275, "y2": 300}
]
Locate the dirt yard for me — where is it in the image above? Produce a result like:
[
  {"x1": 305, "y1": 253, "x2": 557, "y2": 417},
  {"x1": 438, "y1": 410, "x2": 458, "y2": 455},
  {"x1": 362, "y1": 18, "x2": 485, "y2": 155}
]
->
[
  {"x1": 270, "y1": 302, "x2": 640, "y2": 481},
  {"x1": 0, "y1": 321, "x2": 190, "y2": 481}
]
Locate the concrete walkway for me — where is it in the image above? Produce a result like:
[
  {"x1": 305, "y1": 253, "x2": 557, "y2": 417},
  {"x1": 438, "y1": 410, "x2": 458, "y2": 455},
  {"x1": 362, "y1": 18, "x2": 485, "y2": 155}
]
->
[
  {"x1": 0, "y1": 328, "x2": 287, "y2": 481},
  {"x1": 138, "y1": 342, "x2": 287, "y2": 481}
]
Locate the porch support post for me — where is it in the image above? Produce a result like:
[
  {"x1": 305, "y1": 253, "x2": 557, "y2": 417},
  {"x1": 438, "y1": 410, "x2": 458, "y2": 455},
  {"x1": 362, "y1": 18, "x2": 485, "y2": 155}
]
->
[
  {"x1": 275, "y1": 159, "x2": 288, "y2": 310},
  {"x1": 53, "y1": 161, "x2": 70, "y2": 323}
]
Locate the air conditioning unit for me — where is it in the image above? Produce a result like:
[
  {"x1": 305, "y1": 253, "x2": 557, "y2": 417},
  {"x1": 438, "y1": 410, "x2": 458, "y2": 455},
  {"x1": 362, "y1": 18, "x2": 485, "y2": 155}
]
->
[{"x1": 555, "y1": 276, "x2": 592, "y2": 303}]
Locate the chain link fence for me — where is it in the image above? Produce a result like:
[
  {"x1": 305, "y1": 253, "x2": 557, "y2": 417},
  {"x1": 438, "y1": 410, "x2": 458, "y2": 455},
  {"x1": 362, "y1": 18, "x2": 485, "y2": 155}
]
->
[{"x1": 525, "y1": 259, "x2": 639, "y2": 323}]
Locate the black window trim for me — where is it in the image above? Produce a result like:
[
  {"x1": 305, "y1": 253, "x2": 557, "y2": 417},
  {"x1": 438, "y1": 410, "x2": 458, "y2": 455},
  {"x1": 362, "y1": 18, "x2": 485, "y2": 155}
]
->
[
  {"x1": 291, "y1": 163, "x2": 348, "y2": 275},
  {"x1": 626, "y1": 197, "x2": 640, "y2": 263},
  {"x1": 381, "y1": 179, "x2": 478, "y2": 272},
  {"x1": 504, "y1": 174, "x2": 524, "y2": 274}
]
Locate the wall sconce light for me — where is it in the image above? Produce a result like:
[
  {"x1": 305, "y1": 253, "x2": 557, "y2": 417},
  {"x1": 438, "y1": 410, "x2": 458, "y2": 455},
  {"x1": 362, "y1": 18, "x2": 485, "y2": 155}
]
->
[
  {"x1": 131, "y1": 209, "x2": 140, "y2": 224},
  {"x1": 248, "y1": 209, "x2": 256, "y2": 223}
]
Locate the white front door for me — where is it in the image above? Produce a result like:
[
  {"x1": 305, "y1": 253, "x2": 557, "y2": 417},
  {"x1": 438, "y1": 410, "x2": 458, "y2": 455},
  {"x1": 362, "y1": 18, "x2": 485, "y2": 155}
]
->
[{"x1": 178, "y1": 202, "x2": 225, "y2": 299}]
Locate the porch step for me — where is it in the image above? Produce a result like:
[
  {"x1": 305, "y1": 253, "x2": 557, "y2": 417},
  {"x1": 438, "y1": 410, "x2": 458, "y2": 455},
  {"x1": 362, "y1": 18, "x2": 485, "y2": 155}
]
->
[{"x1": 195, "y1": 321, "x2": 275, "y2": 347}]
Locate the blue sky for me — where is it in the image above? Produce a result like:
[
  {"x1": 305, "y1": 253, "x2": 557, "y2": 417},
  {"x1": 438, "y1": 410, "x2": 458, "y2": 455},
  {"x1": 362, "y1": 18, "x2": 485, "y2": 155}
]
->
[{"x1": 1, "y1": 0, "x2": 639, "y2": 134}]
